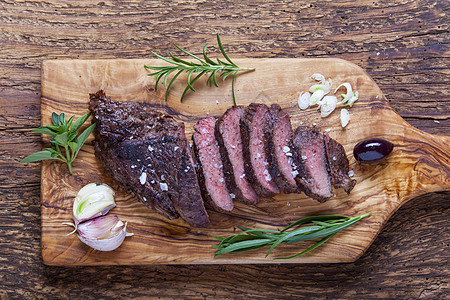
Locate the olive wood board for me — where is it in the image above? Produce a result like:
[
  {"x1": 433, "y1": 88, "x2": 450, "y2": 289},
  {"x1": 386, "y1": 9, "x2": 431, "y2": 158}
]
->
[{"x1": 40, "y1": 58, "x2": 450, "y2": 265}]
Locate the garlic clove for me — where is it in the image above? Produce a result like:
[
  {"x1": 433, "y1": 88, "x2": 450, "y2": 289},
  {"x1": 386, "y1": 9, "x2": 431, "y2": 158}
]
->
[
  {"x1": 341, "y1": 108, "x2": 350, "y2": 128},
  {"x1": 335, "y1": 83, "x2": 353, "y2": 105},
  {"x1": 73, "y1": 183, "x2": 116, "y2": 224},
  {"x1": 309, "y1": 89, "x2": 326, "y2": 106},
  {"x1": 77, "y1": 215, "x2": 133, "y2": 251},
  {"x1": 311, "y1": 73, "x2": 325, "y2": 84},
  {"x1": 298, "y1": 91, "x2": 311, "y2": 110},
  {"x1": 320, "y1": 95, "x2": 338, "y2": 118}
]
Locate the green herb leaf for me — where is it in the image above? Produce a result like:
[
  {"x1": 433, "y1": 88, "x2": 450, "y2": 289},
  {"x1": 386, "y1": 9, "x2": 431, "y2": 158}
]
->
[
  {"x1": 31, "y1": 127, "x2": 58, "y2": 137},
  {"x1": 213, "y1": 213, "x2": 370, "y2": 259},
  {"x1": 70, "y1": 113, "x2": 91, "y2": 134},
  {"x1": 20, "y1": 151, "x2": 57, "y2": 163},
  {"x1": 145, "y1": 34, "x2": 254, "y2": 105},
  {"x1": 51, "y1": 112, "x2": 59, "y2": 125},
  {"x1": 21, "y1": 111, "x2": 95, "y2": 175},
  {"x1": 75, "y1": 123, "x2": 96, "y2": 152}
]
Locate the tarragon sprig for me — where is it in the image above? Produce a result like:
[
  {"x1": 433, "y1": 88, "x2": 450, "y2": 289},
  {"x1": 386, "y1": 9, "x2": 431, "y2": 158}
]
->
[
  {"x1": 213, "y1": 213, "x2": 371, "y2": 259},
  {"x1": 21, "y1": 112, "x2": 96, "y2": 175},
  {"x1": 144, "y1": 33, "x2": 254, "y2": 106}
]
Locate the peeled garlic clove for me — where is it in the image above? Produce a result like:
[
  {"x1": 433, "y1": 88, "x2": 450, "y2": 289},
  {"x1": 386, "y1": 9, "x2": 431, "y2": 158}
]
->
[
  {"x1": 309, "y1": 89, "x2": 325, "y2": 106},
  {"x1": 77, "y1": 215, "x2": 133, "y2": 251},
  {"x1": 341, "y1": 108, "x2": 350, "y2": 128},
  {"x1": 298, "y1": 91, "x2": 311, "y2": 110},
  {"x1": 335, "y1": 83, "x2": 353, "y2": 105},
  {"x1": 311, "y1": 73, "x2": 325, "y2": 84},
  {"x1": 320, "y1": 95, "x2": 338, "y2": 118},
  {"x1": 73, "y1": 183, "x2": 116, "y2": 225},
  {"x1": 346, "y1": 91, "x2": 359, "y2": 107}
]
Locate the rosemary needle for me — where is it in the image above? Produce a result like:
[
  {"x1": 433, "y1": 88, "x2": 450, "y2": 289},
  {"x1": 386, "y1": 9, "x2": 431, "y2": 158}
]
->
[
  {"x1": 145, "y1": 33, "x2": 254, "y2": 105},
  {"x1": 213, "y1": 213, "x2": 371, "y2": 259}
]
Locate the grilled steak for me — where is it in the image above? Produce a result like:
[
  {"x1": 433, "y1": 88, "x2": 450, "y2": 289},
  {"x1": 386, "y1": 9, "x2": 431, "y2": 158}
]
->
[
  {"x1": 268, "y1": 104, "x2": 299, "y2": 193},
  {"x1": 193, "y1": 117, "x2": 234, "y2": 212},
  {"x1": 89, "y1": 90, "x2": 210, "y2": 227},
  {"x1": 241, "y1": 103, "x2": 280, "y2": 197},
  {"x1": 216, "y1": 106, "x2": 260, "y2": 204},
  {"x1": 324, "y1": 132, "x2": 356, "y2": 194},
  {"x1": 291, "y1": 126, "x2": 332, "y2": 202}
]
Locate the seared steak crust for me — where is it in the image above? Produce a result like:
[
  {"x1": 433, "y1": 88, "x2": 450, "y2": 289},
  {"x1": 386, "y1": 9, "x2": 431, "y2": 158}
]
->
[
  {"x1": 324, "y1": 132, "x2": 356, "y2": 194},
  {"x1": 267, "y1": 104, "x2": 299, "y2": 194},
  {"x1": 89, "y1": 90, "x2": 209, "y2": 227}
]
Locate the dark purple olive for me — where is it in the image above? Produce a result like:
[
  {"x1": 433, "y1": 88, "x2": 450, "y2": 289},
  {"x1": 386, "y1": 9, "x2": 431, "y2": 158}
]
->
[{"x1": 353, "y1": 138, "x2": 394, "y2": 163}]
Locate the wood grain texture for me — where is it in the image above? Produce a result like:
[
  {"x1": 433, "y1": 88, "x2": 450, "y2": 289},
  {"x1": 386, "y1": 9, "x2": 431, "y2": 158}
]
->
[
  {"x1": 40, "y1": 58, "x2": 450, "y2": 265},
  {"x1": 0, "y1": 0, "x2": 449, "y2": 298}
]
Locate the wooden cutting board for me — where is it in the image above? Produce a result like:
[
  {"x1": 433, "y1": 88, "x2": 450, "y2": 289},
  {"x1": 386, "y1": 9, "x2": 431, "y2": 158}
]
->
[{"x1": 40, "y1": 58, "x2": 450, "y2": 265}]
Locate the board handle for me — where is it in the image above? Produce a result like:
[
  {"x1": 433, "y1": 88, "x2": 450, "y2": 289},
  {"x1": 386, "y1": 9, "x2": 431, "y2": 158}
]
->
[{"x1": 397, "y1": 127, "x2": 450, "y2": 205}]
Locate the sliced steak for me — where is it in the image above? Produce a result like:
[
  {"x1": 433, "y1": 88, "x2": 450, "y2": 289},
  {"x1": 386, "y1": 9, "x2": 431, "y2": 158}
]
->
[
  {"x1": 193, "y1": 117, "x2": 234, "y2": 212},
  {"x1": 268, "y1": 104, "x2": 299, "y2": 193},
  {"x1": 291, "y1": 126, "x2": 332, "y2": 202},
  {"x1": 241, "y1": 103, "x2": 280, "y2": 197},
  {"x1": 216, "y1": 106, "x2": 260, "y2": 204},
  {"x1": 89, "y1": 90, "x2": 209, "y2": 227},
  {"x1": 323, "y1": 132, "x2": 356, "y2": 194}
]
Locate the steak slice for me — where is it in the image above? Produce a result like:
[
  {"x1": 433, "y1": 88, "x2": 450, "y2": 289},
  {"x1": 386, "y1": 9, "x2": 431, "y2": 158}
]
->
[
  {"x1": 216, "y1": 106, "x2": 260, "y2": 204},
  {"x1": 268, "y1": 104, "x2": 299, "y2": 193},
  {"x1": 241, "y1": 103, "x2": 280, "y2": 197},
  {"x1": 291, "y1": 126, "x2": 332, "y2": 202},
  {"x1": 89, "y1": 90, "x2": 209, "y2": 227},
  {"x1": 323, "y1": 132, "x2": 356, "y2": 194},
  {"x1": 193, "y1": 117, "x2": 234, "y2": 212}
]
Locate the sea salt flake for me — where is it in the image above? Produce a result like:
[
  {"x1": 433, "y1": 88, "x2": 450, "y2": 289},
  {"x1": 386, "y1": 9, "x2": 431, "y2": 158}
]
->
[
  {"x1": 325, "y1": 128, "x2": 331, "y2": 133},
  {"x1": 348, "y1": 170, "x2": 354, "y2": 177},
  {"x1": 174, "y1": 146, "x2": 179, "y2": 151},
  {"x1": 219, "y1": 178, "x2": 224, "y2": 183},
  {"x1": 332, "y1": 156, "x2": 337, "y2": 161},
  {"x1": 291, "y1": 170, "x2": 299, "y2": 177},
  {"x1": 283, "y1": 146, "x2": 291, "y2": 153},
  {"x1": 161, "y1": 175, "x2": 165, "y2": 180},
  {"x1": 287, "y1": 202, "x2": 291, "y2": 207},
  {"x1": 301, "y1": 155, "x2": 308, "y2": 160},
  {"x1": 131, "y1": 165, "x2": 137, "y2": 169},
  {"x1": 160, "y1": 182, "x2": 168, "y2": 191},
  {"x1": 148, "y1": 145, "x2": 154, "y2": 152},
  {"x1": 151, "y1": 180, "x2": 155, "y2": 184},
  {"x1": 256, "y1": 153, "x2": 261, "y2": 158},
  {"x1": 139, "y1": 172, "x2": 147, "y2": 185},
  {"x1": 240, "y1": 174, "x2": 246, "y2": 179},
  {"x1": 263, "y1": 170, "x2": 272, "y2": 181},
  {"x1": 230, "y1": 193, "x2": 236, "y2": 199}
]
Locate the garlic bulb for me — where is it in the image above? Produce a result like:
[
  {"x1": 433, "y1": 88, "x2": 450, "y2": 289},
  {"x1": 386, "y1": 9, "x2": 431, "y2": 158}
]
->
[
  {"x1": 77, "y1": 215, "x2": 133, "y2": 252},
  {"x1": 73, "y1": 183, "x2": 116, "y2": 225},
  {"x1": 64, "y1": 183, "x2": 133, "y2": 251}
]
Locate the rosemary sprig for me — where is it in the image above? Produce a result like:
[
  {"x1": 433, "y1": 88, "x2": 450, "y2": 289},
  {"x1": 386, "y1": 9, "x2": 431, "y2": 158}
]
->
[
  {"x1": 213, "y1": 213, "x2": 371, "y2": 259},
  {"x1": 144, "y1": 33, "x2": 254, "y2": 105},
  {"x1": 21, "y1": 112, "x2": 96, "y2": 175}
]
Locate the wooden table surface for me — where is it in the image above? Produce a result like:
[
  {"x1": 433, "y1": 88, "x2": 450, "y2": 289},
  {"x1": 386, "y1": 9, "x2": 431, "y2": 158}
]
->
[{"x1": 1, "y1": 0, "x2": 448, "y2": 298}]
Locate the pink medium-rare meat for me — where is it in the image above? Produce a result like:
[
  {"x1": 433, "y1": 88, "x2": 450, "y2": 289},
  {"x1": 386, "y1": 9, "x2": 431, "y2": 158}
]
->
[
  {"x1": 323, "y1": 132, "x2": 356, "y2": 194},
  {"x1": 291, "y1": 126, "x2": 332, "y2": 202},
  {"x1": 241, "y1": 103, "x2": 280, "y2": 197},
  {"x1": 268, "y1": 105, "x2": 299, "y2": 193},
  {"x1": 216, "y1": 106, "x2": 260, "y2": 204},
  {"x1": 193, "y1": 117, "x2": 234, "y2": 212}
]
